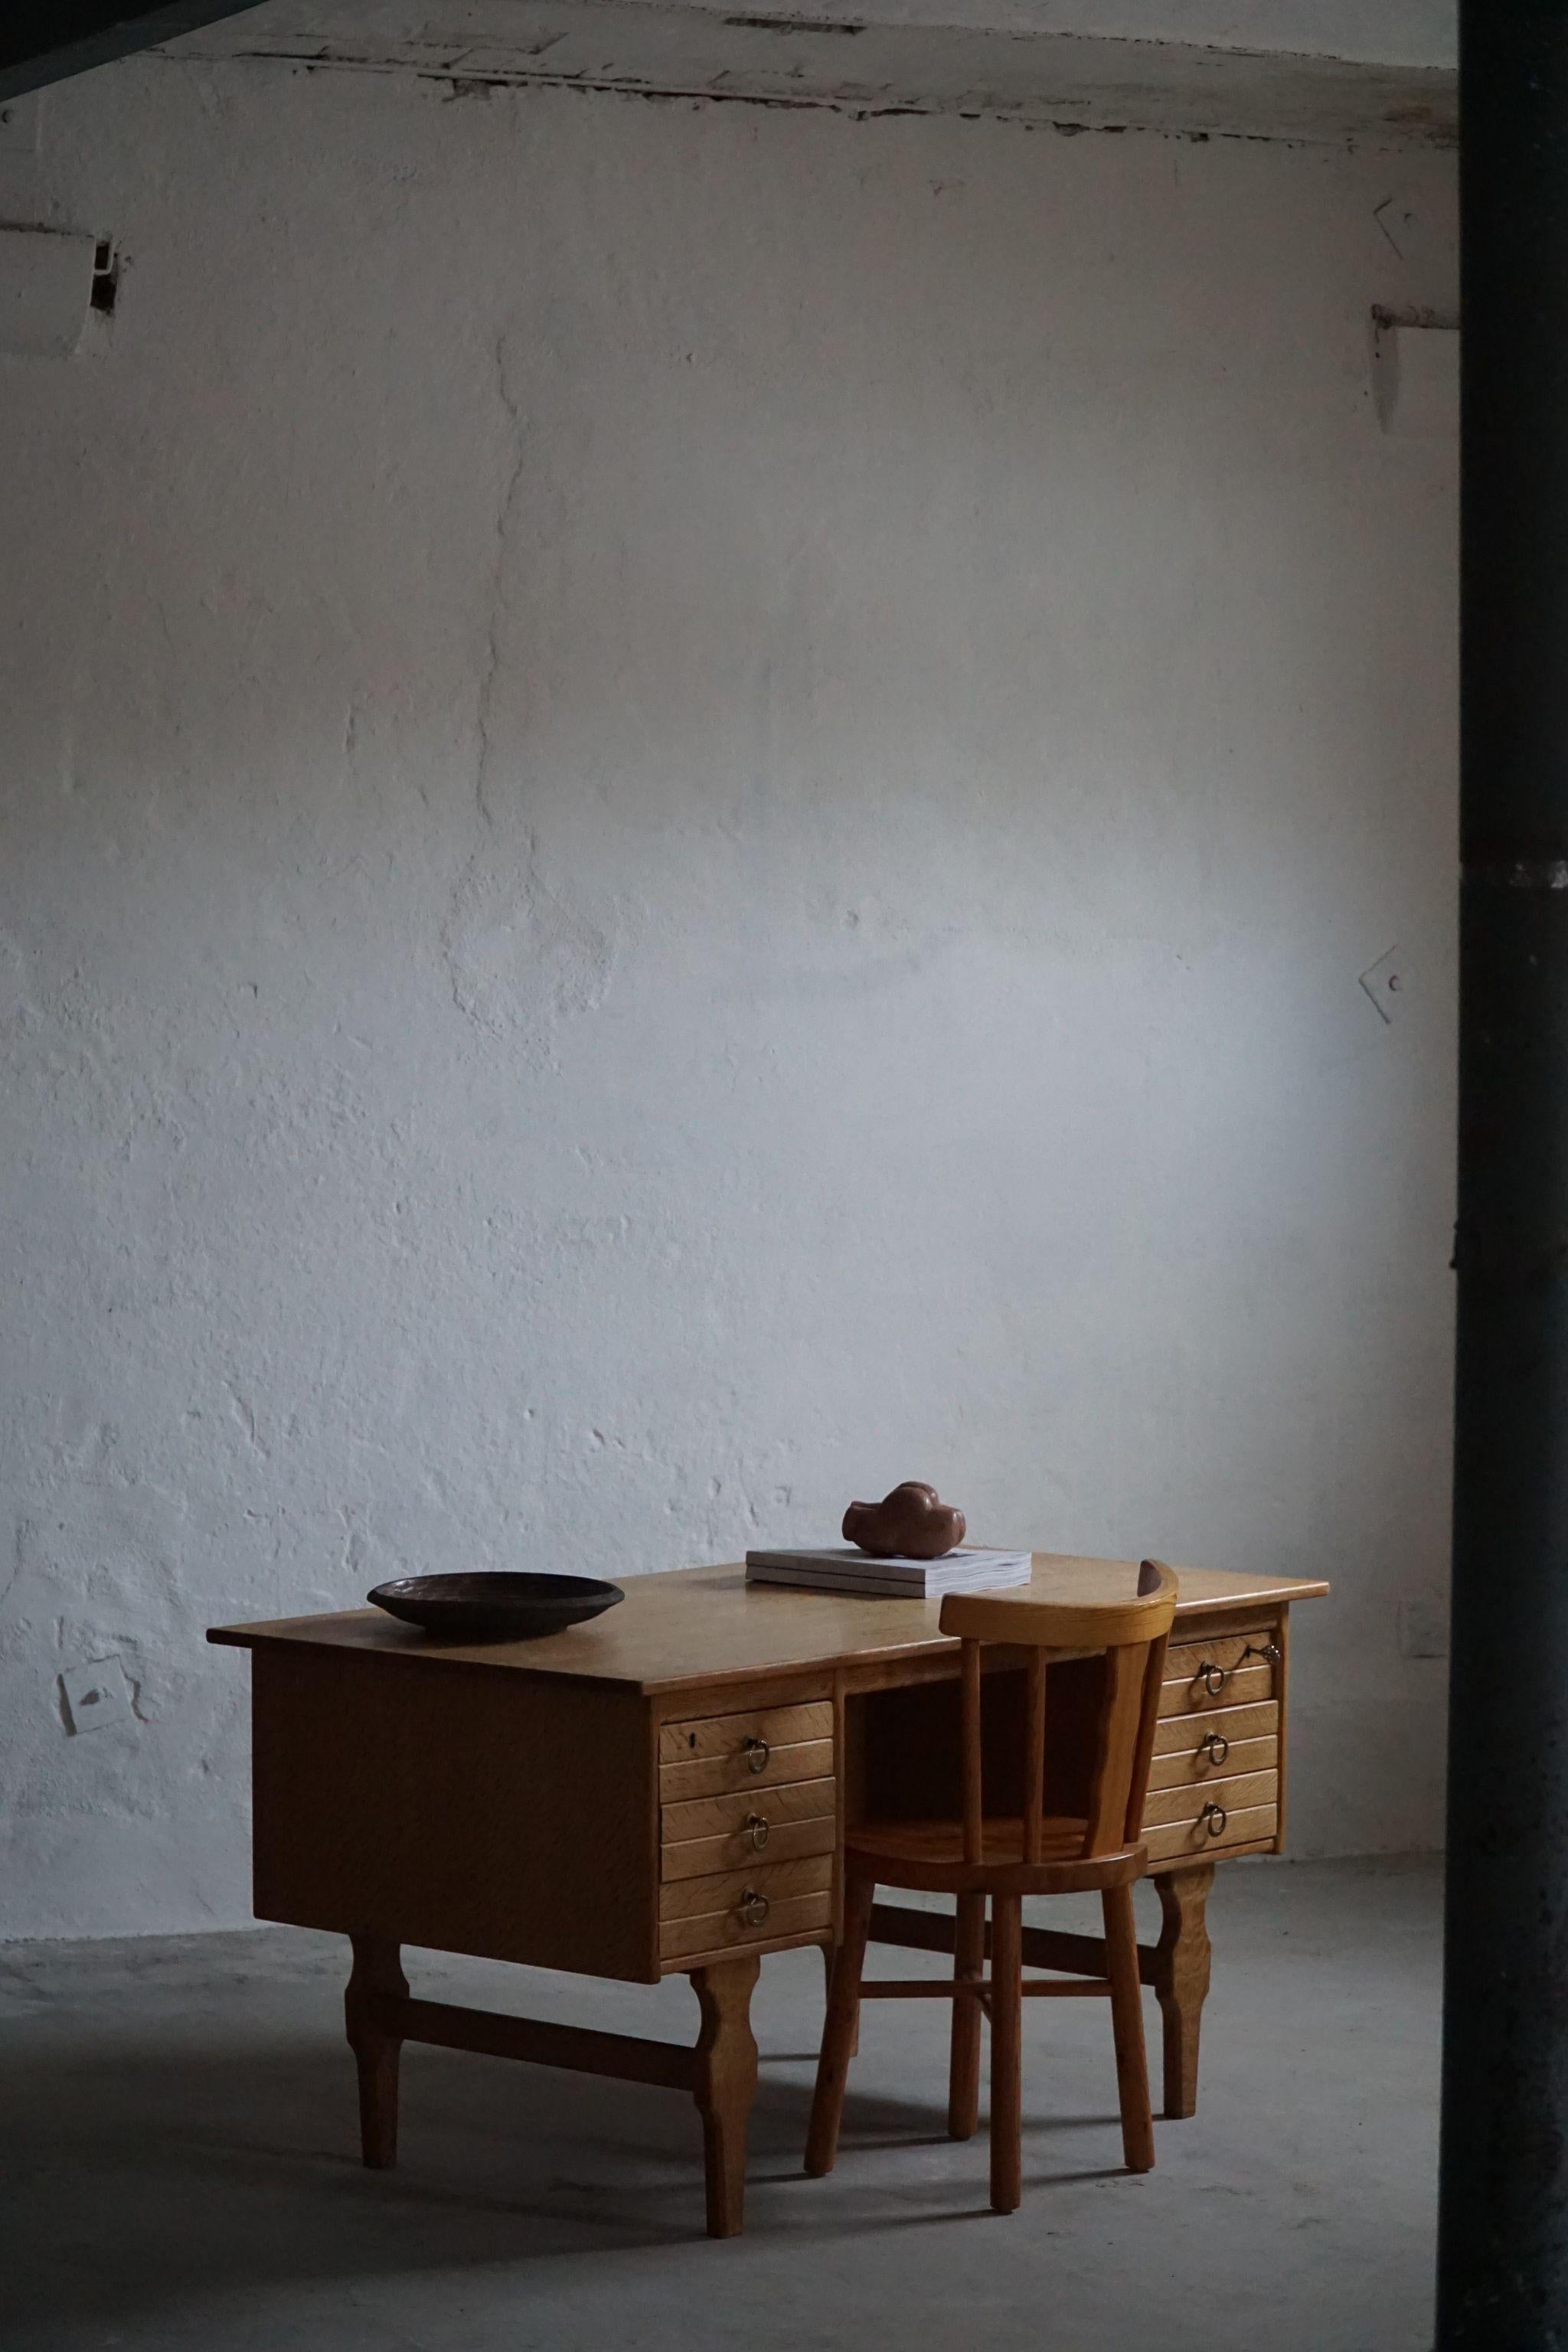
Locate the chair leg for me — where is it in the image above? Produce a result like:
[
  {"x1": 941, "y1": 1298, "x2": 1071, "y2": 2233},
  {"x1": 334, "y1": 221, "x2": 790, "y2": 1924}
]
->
[
  {"x1": 948, "y1": 1891, "x2": 986, "y2": 2141},
  {"x1": 821, "y1": 1940, "x2": 859, "y2": 2057},
  {"x1": 805, "y1": 1868, "x2": 875, "y2": 2177},
  {"x1": 988, "y1": 1894, "x2": 1023, "y2": 2213},
  {"x1": 1103, "y1": 1881, "x2": 1156, "y2": 2173}
]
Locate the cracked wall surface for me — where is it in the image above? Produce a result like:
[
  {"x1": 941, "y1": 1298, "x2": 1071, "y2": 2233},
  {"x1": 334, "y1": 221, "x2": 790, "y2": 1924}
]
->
[{"x1": 0, "y1": 57, "x2": 1456, "y2": 1937}]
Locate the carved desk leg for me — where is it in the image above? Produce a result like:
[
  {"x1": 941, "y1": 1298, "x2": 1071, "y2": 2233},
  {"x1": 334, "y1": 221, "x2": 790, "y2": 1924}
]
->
[
  {"x1": 691, "y1": 1953, "x2": 761, "y2": 2239},
  {"x1": 1153, "y1": 1863, "x2": 1214, "y2": 2120},
  {"x1": 345, "y1": 1932, "x2": 409, "y2": 2168}
]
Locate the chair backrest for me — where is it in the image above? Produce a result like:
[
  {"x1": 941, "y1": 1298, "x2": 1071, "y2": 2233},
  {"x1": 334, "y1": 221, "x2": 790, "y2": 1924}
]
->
[{"x1": 937, "y1": 1560, "x2": 1178, "y2": 1864}]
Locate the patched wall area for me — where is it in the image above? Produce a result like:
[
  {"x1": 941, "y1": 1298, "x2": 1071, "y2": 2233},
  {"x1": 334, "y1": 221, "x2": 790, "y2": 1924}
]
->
[{"x1": 0, "y1": 59, "x2": 1455, "y2": 1936}]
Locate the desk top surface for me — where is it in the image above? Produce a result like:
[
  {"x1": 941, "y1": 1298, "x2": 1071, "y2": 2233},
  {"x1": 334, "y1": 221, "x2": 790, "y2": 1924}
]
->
[{"x1": 210, "y1": 1554, "x2": 1329, "y2": 1697}]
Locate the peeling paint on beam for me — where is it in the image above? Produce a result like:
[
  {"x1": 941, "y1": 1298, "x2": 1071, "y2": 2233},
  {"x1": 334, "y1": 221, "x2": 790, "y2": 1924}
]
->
[{"x1": 722, "y1": 11, "x2": 865, "y2": 31}]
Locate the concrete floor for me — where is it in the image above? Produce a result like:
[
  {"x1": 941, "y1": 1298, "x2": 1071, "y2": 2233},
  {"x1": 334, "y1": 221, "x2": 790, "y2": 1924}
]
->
[{"x1": 2, "y1": 1856, "x2": 1439, "y2": 2352}]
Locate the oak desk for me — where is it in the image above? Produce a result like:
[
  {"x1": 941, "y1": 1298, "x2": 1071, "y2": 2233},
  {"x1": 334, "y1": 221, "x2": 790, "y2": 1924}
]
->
[{"x1": 210, "y1": 1553, "x2": 1328, "y2": 2236}]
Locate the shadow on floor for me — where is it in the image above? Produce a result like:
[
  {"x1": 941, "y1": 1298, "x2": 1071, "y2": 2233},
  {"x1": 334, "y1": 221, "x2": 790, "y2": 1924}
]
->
[{"x1": 5, "y1": 2023, "x2": 1073, "y2": 2328}]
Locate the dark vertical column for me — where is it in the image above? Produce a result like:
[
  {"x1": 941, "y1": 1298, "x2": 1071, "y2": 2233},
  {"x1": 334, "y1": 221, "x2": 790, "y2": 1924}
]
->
[{"x1": 1439, "y1": 10, "x2": 1568, "y2": 2345}]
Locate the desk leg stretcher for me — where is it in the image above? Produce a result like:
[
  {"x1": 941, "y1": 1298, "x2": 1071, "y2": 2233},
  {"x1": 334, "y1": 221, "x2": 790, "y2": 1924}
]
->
[{"x1": 343, "y1": 1934, "x2": 762, "y2": 2238}]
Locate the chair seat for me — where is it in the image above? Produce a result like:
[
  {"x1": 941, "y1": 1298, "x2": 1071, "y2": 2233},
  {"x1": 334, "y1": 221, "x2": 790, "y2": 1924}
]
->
[{"x1": 844, "y1": 1815, "x2": 1145, "y2": 1895}]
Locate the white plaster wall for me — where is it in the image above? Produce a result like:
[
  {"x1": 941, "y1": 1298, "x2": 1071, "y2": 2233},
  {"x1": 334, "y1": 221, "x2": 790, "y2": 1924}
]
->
[{"x1": 0, "y1": 60, "x2": 1457, "y2": 1939}]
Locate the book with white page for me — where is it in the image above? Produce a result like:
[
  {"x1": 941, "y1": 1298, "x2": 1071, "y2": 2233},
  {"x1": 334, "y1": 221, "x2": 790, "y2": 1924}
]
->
[{"x1": 745, "y1": 1547, "x2": 1032, "y2": 1600}]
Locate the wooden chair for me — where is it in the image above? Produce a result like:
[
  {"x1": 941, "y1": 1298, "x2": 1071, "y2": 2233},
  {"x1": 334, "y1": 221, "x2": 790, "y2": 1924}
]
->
[{"x1": 805, "y1": 1559, "x2": 1178, "y2": 2213}]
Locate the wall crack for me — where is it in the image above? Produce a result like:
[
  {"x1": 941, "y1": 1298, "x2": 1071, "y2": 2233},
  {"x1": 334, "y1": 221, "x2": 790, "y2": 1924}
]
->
[{"x1": 475, "y1": 332, "x2": 528, "y2": 835}]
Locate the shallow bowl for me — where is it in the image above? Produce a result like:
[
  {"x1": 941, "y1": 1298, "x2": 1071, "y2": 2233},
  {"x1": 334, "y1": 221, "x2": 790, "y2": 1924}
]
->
[{"x1": 368, "y1": 1571, "x2": 625, "y2": 1642}]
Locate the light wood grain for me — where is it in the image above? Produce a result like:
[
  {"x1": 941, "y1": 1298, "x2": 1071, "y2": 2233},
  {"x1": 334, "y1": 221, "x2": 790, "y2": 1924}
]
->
[
  {"x1": 1165, "y1": 1631, "x2": 1276, "y2": 1678},
  {"x1": 865, "y1": 1870, "x2": 1226, "y2": 2149},
  {"x1": 805, "y1": 1871, "x2": 875, "y2": 2177},
  {"x1": 1154, "y1": 1863, "x2": 1214, "y2": 2117},
  {"x1": 808, "y1": 1570, "x2": 1179, "y2": 2210},
  {"x1": 659, "y1": 1700, "x2": 831, "y2": 1764},
  {"x1": 990, "y1": 1893, "x2": 1024, "y2": 2213},
  {"x1": 1022, "y1": 1651, "x2": 1047, "y2": 1863},
  {"x1": 214, "y1": 1556, "x2": 1327, "y2": 2238},
  {"x1": 1161, "y1": 1628, "x2": 1281, "y2": 1717},
  {"x1": 1273, "y1": 1605, "x2": 1293, "y2": 1852},
  {"x1": 210, "y1": 1555, "x2": 1328, "y2": 1695},
  {"x1": 662, "y1": 1778, "x2": 835, "y2": 1844},
  {"x1": 692, "y1": 1956, "x2": 760, "y2": 2238},
  {"x1": 250, "y1": 1646, "x2": 658, "y2": 1981},
  {"x1": 1084, "y1": 1641, "x2": 1156, "y2": 1851},
  {"x1": 394, "y1": 1994, "x2": 700, "y2": 2091},
  {"x1": 1144, "y1": 1802, "x2": 1277, "y2": 1862},
  {"x1": 1150, "y1": 1698, "x2": 1278, "y2": 1758},
  {"x1": 659, "y1": 1888, "x2": 833, "y2": 1962},
  {"x1": 1104, "y1": 1881, "x2": 1155, "y2": 2171},
  {"x1": 660, "y1": 1815, "x2": 836, "y2": 1880},
  {"x1": 1147, "y1": 1734, "x2": 1276, "y2": 1792},
  {"x1": 660, "y1": 1854, "x2": 833, "y2": 1922},
  {"x1": 660, "y1": 1735, "x2": 835, "y2": 1802},
  {"x1": 1158, "y1": 1661, "x2": 1274, "y2": 1717},
  {"x1": 1142, "y1": 1767, "x2": 1276, "y2": 1828},
  {"x1": 948, "y1": 1891, "x2": 986, "y2": 2141},
  {"x1": 941, "y1": 1560, "x2": 1178, "y2": 1653}
]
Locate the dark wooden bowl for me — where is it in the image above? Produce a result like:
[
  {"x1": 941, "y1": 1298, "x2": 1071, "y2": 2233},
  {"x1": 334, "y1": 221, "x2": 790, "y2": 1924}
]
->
[{"x1": 368, "y1": 1572, "x2": 624, "y2": 1642}]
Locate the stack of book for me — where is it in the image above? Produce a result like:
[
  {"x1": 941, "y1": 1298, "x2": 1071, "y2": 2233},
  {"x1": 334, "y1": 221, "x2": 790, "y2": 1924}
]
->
[{"x1": 744, "y1": 1547, "x2": 1033, "y2": 1600}]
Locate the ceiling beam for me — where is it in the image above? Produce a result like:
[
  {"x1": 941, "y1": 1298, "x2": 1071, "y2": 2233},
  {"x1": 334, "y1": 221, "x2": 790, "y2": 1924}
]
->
[
  {"x1": 167, "y1": 4, "x2": 1459, "y2": 149},
  {"x1": 0, "y1": 2, "x2": 266, "y2": 103}
]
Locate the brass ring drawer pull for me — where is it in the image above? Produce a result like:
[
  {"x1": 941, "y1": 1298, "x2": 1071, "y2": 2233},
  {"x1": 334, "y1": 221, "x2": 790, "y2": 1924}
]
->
[
  {"x1": 743, "y1": 1736, "x2": 770, "y2": 1774},
  {"x1": 738, "y1": 1887, "x2": 770, "y2": 1928},
  {"x1": 1197, "y1": 1660, "x2": 1230, "y2": 1697},
  {"x1": 1199, "y1": 1800, "x2": 1228, "y2": 1839},
  {"x1": 745, "y1": 1812, "x2": 770, "y2": 1851},
  {"x1": 1200, "y1": 1731, "x2": 1230, "y2": 1767}
]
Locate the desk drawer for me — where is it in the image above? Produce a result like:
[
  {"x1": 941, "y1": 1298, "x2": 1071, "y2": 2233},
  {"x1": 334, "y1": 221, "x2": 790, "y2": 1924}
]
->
[
  {"x1": 1148, "y1": 1734, "x2": 1276, "y2": 1792},
  {"x1": 660, "y1": 1880, "x2": 834, "y2": 1963},
  {"x1": 1160, "y1": 1629, "x2": 1280, "y2": 1717},
  {"x1": 1145, "y1": 1802, "x2": 1277, "y2": 1862},
  {"x1": 662, "y1": 1812, "x2": 836, "y2": 1881},
  {"x1": 1143, "y1": 1767, "x2": 1276, "y2": 1829},
  {"x1": 660, "y1": 1853, "x2": 833, "y2": 1924},
  {"x1": 659, "y1": 1701, "x2": 832, "y2": 1769},
  {"x1": 662, "y1": 1779, "x2": 835, "y2": 1847},
  {"x1": 661, "y1": 1735, "x2": 835, "y2": 1804},
  {"x1": 1152, "y1": 1698, "x2": 1278, "y2": 1760},
  {"x1": 1148, "y1": 1700, "x2": 1279, "y2": 1793},
  {"x1": 657, "y1": 1690, "x2": 838, "y2": 1959}
]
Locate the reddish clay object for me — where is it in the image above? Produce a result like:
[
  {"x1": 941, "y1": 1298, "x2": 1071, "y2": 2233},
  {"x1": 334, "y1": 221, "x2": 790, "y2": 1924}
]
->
[{"x1": 842, "y1": 1481, "x2": 967, "y2": 1560}]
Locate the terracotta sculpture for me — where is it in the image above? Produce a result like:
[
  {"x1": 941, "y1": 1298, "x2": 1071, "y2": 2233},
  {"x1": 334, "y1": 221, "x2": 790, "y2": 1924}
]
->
[{"x1": 842, "y1": 1481, "x2": 966, "y2": 1560}]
